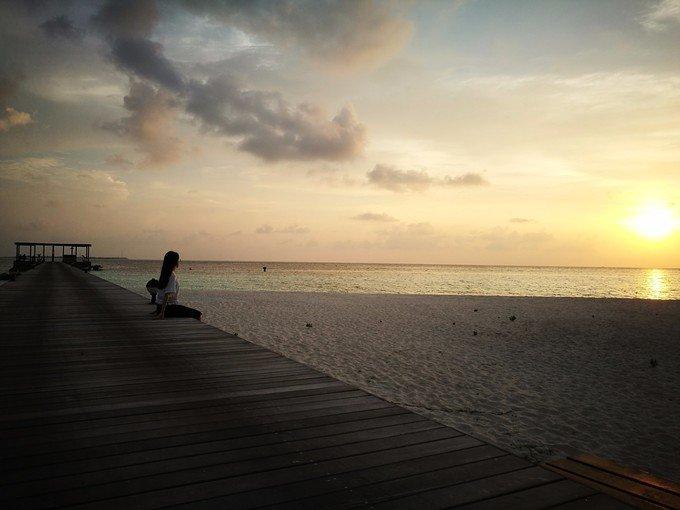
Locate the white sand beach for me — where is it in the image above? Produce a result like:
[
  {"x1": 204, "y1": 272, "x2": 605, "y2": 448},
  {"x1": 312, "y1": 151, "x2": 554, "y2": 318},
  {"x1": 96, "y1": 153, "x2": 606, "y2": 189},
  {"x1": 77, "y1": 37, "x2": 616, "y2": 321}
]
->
[{"x1": 183, "y1": 290, "x2": 680, "y2": 482}]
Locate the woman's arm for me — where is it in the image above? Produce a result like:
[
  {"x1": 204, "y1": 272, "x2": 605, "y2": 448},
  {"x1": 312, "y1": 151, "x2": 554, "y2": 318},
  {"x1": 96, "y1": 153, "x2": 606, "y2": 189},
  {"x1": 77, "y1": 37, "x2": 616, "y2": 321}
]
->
[{"x1": 155, "y1": 292, "x2": 176, "y2": 319}]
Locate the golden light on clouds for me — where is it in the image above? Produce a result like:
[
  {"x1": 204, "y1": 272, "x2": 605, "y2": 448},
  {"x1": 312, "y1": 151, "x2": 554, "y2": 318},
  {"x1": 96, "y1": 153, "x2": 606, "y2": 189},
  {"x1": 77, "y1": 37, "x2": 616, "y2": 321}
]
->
[{"x1": 626, "y1": 201, "x2": 678, "y2": 241}]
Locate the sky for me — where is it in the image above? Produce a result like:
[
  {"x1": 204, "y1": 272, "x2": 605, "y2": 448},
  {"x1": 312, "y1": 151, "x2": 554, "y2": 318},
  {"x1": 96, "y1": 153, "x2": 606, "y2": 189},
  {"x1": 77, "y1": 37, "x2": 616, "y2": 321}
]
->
[{"x1": 0, "y1": 0, "x2": 678, "y2": 267}]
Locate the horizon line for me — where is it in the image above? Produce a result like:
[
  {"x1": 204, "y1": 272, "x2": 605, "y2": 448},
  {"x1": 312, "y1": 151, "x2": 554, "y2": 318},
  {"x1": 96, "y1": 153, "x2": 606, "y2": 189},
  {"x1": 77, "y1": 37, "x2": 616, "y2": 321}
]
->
[{"x1": 3, "y1": 255, "x2": 675, "y2": 271}]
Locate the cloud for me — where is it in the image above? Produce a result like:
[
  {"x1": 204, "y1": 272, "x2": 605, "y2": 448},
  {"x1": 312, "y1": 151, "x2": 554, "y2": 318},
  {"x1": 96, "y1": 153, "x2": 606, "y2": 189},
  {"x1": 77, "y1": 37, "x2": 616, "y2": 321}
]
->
[
  {"x1": 91, "y1": 0, "x2": 159, "y2": 39},
  {"x1": 93, "y1": 0, "x2": 184, "y2": 91},
  {"x1": 640, "y1": 0, "x2": 680, "y2": 30},
  {"x1": 102, "y1": 81, "x2": 181, "y2": 168},
  {"x1": 180, "y1": 0, "x2": 412, "y2": 70},
  {"x1": 187, "y1": 75, "x2": 366, "y2": 161},
  {"x1": 40, "y1": 15, "x2": 82, "y2": 40},
  {"x1": 443, "y1": 173, "x2": 489, "y2": 186},
  {"x1": 255, "y1": 223, "x2": 310, "y2": 234},
  {"x1": 379, "y1": 222, "x2": 446, "y2": 250},
  {"x1": 366, "y1": 164, "x2": 431, "y2": 192},
  {"x1": 0, "y1": 157, "x2": 129, "y2": 202},
  {"x1": 509, "y1": 217, "x2": 533, "y2": 223},
  {"x1": 105, "y1": 153, "x2": 133, "y2": 167},
  {"x1": 0, "y1": 107, "x2": 32, "y2": 132},
  {"x1": 255, "y1": 224, "x2": 274, "y2": 234},
  {"x1": 352, "y1": 212, "x2": 398, "y2": 222},
  {"x1": 0, "y1": 75, "x2": 19, "y2": 105},
  {"x1": 0, "y1": 157, "x2": 131, "y2": 249},
  {"x1": 110, "y1": 37, "x2": 185, "y2": 91},
  {"x1": 0, "y1": 71, "x2": 31, "y2": 133},
  {"x1": 78, "y1": 2, "x2": 371, "y2": 165},
  {"x1": 456, "y1": 228, "x2": 554, "y2": 253},
  {"x1": 278, "y1": 224, "x2": 310, "y2": 234},
  {"x1": 367, "y1": 164, "x2": 488, "y2": 192}
]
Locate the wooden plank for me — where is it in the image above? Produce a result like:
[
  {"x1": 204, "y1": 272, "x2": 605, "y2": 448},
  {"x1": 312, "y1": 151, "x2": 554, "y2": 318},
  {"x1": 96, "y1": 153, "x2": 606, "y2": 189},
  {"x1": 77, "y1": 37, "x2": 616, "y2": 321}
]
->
[
  {"x1": 365, "y1": 466, "x2": 564, "y2": 509},
  {"x1": 544, "y1": 460, "x2": 672, "y2": 510},
  {"x1": 19, "y1": 436, "x2": 484, "y2": 509},
  {"x1": 451, "y1": 479, "x2": 600, "y2": 509},
  {"x1": 0, "y1": 420, "x2": 443, "y2": 499},
  {"x1": 1, "y1": 389, "x2": 368, "y2": 436},
  {"x1": 270, "y1": 455, "x2": 536, "y2": 510},
  {"x1": 2, "y1": 413, "x2": 428, "y2": 484},
  {"x1": 179, "y1": 445, "x2": 509, "y2": 509},
  {"x1": 569, "y1": 452, "x2": 680, "y2": 499},
  {"x1": 1, "y1": 395, "x2": 389, "y2": 442},
  {"x1": 6, "y1": 430, "x2": 468, "y2": 508},
  {"x1": 550, "y1": 493, "x2": 637, "y2": 509},
  {"x1": 3, "y1": 408, "x2": 410, "y2": 472},
  {"x1": 253, "y1": 452, "x2": 527, "y2": 510},
  {"x1": 2, "y1": 399, "x2": 398, "y2": 457},
  {"x1": 0, "y1": 385, "x2": 361, "y2": 430}
]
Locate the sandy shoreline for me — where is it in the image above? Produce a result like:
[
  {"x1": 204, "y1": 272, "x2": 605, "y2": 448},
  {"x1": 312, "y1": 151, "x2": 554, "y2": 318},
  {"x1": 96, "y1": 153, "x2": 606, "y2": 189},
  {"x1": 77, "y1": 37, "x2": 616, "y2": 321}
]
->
[{"x1": 175, "y1": 290, "x2": 680, "y2": 482}]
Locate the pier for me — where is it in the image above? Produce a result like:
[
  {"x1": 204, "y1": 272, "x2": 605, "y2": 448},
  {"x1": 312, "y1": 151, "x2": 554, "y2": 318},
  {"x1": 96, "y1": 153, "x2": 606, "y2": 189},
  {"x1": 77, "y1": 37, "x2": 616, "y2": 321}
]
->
[
  {"x1": 13, "y1": 242, "x2": 92, "y2": 272},
  {"x1": 0, "y1": 263, "x2": 641, "y2": 508}
]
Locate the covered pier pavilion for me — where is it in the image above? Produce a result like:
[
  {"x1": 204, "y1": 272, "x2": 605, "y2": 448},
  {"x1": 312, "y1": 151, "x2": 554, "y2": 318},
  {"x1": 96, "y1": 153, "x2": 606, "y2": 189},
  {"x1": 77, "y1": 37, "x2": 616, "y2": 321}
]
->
[{"x1": 14, "y1": 241, "x2": 92, "y2": 271}]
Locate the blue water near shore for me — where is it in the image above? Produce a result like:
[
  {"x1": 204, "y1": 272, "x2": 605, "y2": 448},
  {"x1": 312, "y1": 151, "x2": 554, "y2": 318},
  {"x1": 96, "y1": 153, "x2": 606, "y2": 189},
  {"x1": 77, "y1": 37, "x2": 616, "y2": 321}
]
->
[{"x1": 86, "y1": 259, "x2": 680, "y2": 300}]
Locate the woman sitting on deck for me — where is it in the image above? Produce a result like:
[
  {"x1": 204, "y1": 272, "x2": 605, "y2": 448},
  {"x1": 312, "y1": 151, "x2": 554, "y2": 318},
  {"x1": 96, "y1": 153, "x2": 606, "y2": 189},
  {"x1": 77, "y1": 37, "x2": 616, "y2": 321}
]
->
[{"x1": 154, "y1": 251, "x2": 202, "y2": 320}]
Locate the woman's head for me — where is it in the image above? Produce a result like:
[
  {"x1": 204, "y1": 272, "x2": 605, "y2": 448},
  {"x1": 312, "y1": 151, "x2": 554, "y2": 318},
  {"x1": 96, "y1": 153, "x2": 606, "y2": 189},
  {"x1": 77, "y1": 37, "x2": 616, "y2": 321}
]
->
[{"x1": 159, "y1": 251, "x2": 179, "y2": 288}]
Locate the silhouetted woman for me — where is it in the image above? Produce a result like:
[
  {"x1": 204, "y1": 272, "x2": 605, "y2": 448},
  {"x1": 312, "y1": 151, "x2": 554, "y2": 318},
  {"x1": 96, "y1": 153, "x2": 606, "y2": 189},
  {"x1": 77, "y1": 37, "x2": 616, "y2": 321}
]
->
[{"x1": 155, "y1": 251, "x2": 202, "y2": 320}]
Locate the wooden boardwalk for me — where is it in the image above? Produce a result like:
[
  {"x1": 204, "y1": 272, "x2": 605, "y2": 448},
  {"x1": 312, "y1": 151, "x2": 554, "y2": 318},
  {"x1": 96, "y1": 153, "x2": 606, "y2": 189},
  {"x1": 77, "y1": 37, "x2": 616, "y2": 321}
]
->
[{"x1": 0, "y1": 263, "x2": 630, "y2": 509}]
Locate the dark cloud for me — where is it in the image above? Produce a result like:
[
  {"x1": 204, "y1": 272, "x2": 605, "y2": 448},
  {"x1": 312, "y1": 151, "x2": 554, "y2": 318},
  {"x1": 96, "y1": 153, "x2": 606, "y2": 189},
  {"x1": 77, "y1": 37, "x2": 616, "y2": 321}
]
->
[
  {"x1": 40, "y1": 15, "x2": 82, "y2": 40},
  {"x1": 367, "y1": 164, "x2": 489, "y2": 192},
  {"x1": 187, "y1": 75, "x2": 366, "y2": 161},
  {"x1": 352, "y1": 212, "x2": 398, "y2": 222},
  {"x1": 111, "y1": 37, "x2": 184, "y2": 91},
  {"x1": 180, "y1": 0, "x2": 412, "y2": 69},
  {"x1": 0, "y1": 74, "x2": 19, "y2": 105},
  {"x1": 2, "y1": 1, "x2": 380, "y2": 166},
  {"x1": 102, "y1": 81, "x2": 181, "y2": 168},
  {"x1": 93, "y1": 0, "x2": 184, "y2": 92},
  {"x1": 509, "y1": 217, "x2": 533, "y2": 223},
  {"x1": 367, "y1": 164, "x2": 431, "y2": 192},
  {"x1": 92, "y1": 0, "x2": 159, "y2": 39}
]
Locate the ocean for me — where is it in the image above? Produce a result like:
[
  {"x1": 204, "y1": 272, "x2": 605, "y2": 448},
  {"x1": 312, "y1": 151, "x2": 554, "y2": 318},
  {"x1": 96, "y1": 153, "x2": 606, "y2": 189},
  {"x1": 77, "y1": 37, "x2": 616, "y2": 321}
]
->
[{"x1": 86, "y1": 259, "x2": 680, "y2": 300}]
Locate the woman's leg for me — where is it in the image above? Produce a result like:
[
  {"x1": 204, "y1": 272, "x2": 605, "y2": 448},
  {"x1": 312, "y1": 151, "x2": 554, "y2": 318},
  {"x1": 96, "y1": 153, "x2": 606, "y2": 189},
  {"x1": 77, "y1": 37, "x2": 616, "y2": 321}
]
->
[{"x1": 164, "y1": 304, "x2": 202, "y2": 320}]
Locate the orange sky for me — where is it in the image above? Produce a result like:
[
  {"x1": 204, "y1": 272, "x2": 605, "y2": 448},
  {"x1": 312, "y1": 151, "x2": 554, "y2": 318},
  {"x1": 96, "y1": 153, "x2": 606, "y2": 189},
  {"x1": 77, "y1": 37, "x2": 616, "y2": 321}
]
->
[{"x1": 1, "y1": 0, "x2": 679, "y2": 267}]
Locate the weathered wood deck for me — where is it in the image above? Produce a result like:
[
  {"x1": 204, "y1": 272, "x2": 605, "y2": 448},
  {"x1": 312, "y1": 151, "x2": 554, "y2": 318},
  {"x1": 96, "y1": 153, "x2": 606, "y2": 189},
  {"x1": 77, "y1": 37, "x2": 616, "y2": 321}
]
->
[{"x1": 0, "y1": 263, "x2": 630, "y2": 509}]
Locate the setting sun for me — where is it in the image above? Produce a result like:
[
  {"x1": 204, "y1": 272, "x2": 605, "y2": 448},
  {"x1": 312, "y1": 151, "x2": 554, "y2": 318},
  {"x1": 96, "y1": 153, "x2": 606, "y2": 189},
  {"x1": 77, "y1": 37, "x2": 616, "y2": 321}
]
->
[{"x1": 628, "y1": 202, "x2": 678, "y2": 240}]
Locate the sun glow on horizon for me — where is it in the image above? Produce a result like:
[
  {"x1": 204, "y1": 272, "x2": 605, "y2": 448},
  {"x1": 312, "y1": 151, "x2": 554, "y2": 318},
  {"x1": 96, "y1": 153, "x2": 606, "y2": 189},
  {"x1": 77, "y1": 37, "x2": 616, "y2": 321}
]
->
[{"x1": 626, "y1": 202, "x2": 678, "y2": 241}]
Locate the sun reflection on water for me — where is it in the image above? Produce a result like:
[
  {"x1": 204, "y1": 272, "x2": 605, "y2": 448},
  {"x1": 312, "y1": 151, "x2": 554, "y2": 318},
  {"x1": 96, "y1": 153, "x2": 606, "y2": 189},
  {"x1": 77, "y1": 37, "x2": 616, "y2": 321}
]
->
[{"x1": 645, "y1": 269, "x2": 667, "y2": 300}]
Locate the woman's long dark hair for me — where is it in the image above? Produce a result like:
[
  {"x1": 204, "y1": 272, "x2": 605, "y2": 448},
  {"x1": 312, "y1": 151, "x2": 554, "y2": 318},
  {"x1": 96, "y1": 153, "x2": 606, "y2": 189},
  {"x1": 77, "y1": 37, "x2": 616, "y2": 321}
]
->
[{"x1": 159, "y1": 251, "x2": 179, "y2": 289}]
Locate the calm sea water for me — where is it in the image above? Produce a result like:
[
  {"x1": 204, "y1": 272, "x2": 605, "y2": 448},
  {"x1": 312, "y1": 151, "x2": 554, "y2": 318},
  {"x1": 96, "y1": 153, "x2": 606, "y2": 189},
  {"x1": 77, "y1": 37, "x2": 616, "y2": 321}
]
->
[{"x1": 81, "y1": 259, "x2": 680, "y2": 300}]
